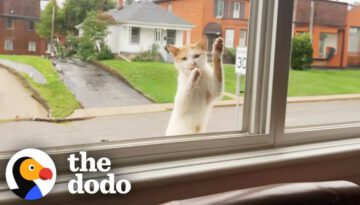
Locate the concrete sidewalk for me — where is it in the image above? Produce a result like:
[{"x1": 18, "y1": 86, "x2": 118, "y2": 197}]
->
[{"x1": 66, "y1": 93, "x2": 360, "y2": 120}]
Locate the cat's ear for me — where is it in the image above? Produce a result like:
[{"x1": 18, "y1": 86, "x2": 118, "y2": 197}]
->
[
  {"x1": 165, "y1": 45, "x2": 179, "y2": 56},
  {"x1": 195, "y1": 39, "x2": 207, "y2": 50}
]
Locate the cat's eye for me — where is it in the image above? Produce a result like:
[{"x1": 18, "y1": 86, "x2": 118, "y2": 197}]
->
[
  {"x1": 193, "y1": 54, "x2": 201, "y2": 59},
  {"x1": 181, "y1": 57, "x2": 187, "y2": 61}
]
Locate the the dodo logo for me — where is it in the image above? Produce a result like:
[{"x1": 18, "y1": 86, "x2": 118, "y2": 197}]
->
[{"x1": 5, "y1": 148, "x2": 56, "y2": 200}]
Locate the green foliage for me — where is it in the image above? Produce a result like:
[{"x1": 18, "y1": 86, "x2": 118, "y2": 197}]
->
[
  {"x1": 291, "y1": 33, "x2": 313, "y2": 71},
  {"x1": 62, "y1": 0, "x2": 115, "y2": 33},
  {"x1": 133, "y1": 44, "x2": 162, "y2": 62},
  {"x1": 36, "y1": 0, "x2": 64, "y2": 39},
  {"x1": 226, "y1": 48, "x2": 236, "y2": 63},
  {"x1": 64, "y1": 34, "x2": 79, "y2": 57},
  {"x1": 76, "y1": 11, "x2": 115, "y2": 61},
  {"x1": 0, "y1": 55, "x2": 81, "y2": 118}
]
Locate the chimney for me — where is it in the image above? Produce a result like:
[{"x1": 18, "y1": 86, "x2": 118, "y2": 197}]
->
[{"x1": 117, "y1": 0, "x2": 124, "y2": 9}]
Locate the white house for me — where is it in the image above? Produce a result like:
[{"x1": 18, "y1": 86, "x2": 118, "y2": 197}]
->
[{"x1": 103, "y1": 0, "x2": 194, "y2": 61}]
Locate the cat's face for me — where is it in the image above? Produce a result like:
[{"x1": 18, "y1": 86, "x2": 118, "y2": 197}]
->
[{"x1": 166, "y1": 40, "x2": 207, "y2": 76}]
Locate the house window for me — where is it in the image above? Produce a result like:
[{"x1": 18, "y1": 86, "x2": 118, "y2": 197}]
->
[
  {"x1": 28, "y1": 21, "x2": 35, "y2": 31},
  {"x1": 155, "y1": 29, "x2": 161, "y2": 43},
  {"x1": 215, "y1": 0, "x2": 225, "y2": 18},
  {"x1": 225, "y1": 29, "x2": 235, "y2": 48},
  {"x1": 349, "y1": 27, "x2": 360, "y2": 53},
  {"x1": 239, "y1": 29, "x2": 247, "y2": 47},
  {"x1": 130, "y1": 27, "x2": 140, "y2": 44},
  {"x1": 233, "y1": 2, "x2": 241, "y2": 18},
  {"x1": 319, "y1": 32, "x2": 337, "y2": 58},
  {"x1": 4, "y1": 40, "x2": 13, "y2": 51},
  {"x1": 167, "y1": 30, "x2": 176, "y2": 45},
  {"x1": 5, "y1": 17, "x2": 13, "y2": 29},
  {"x1": 28, "y1": 41, "x2": 36, "y2": 52}
]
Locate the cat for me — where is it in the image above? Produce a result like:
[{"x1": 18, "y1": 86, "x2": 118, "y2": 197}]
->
[{"x1": 165, "y1": 37, "x2": 224, "y2": 136}]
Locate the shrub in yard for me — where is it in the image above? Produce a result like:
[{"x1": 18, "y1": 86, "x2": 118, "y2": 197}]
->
[
  {"x1": 291, "y1": 33, "x2": 313, "y2": 70},
  {"x1": 96, "y1": 46, "x2": 114, "y2": 60},
  {"x1": 133, "y1": 44, "x2": 162, "y2": 62},
  {"x1": 226, "y1": 48, "x2": 237, "y2": 63}
]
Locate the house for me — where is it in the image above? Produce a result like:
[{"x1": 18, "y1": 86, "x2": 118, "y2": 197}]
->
[
  {"x1": 155, "y1": 0, "x2": 251, "y2": 51},
  {"x1": 293, "y1": 0, "x2": 360, "y2": 68},
  {"x1": 103, "y1": 0, "x2": 193, "y2": 60},
  {"x1": 0, "y1": 0, "x2": 46, "y2": 55}
]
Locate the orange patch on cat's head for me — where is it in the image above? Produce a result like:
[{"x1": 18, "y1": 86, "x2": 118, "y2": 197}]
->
[{"x1": 165, "y1": 39, "x2": 207, "y2": 62}]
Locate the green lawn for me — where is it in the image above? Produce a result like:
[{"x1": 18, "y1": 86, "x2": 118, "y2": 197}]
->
[
  {"x1": 100, "y1": 60, "x2": 360, "y2": 103},
  {"x1": 0, "y1": 55, "x2": 81, "y2": 118}
]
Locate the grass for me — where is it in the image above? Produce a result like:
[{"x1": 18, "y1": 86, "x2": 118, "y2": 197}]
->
[
  {"x1": 0, "y1": 55, "x2": 81, "y2": 118},
  {"x1": 100, "y1": 60, "x2": 360, "y2": 103}
]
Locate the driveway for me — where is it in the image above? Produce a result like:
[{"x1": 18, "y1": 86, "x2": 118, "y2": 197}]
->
[
  {"x1": 0, "y1": 67, "x2": 47, "y2": 120},
  {"x1": 54, "y1": 59, "x2": 151, "y2": 108}
]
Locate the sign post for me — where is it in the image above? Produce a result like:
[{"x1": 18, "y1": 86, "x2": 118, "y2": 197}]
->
[{"x1": 235, "y1": 47, "x2": 247, "y2": 129}]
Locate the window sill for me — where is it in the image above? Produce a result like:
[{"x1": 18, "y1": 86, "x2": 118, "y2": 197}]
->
[{"x1": 1, "y1": 137, "x2": 360, "y2": 203}]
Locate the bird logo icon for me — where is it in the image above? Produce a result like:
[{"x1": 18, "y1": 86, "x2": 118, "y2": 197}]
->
[{"x1": 5, "y1": 149, "x2": 56, "y2": 201}]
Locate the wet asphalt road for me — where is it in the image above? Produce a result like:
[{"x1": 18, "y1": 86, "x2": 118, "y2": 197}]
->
[{"x1": 54, "y1": 59, "x2": 151, "y2": 108}]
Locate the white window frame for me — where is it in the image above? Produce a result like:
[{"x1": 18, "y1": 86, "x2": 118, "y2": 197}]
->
[
  {"x1": 129, "y1": 27, "x2": 140, "y2": 45},
  {"x1": 4, "y1": 39, "x2": 13, "y2": 51},
  {"x1": 225, "y1": 29, "x2": 235, "y2": 48},
  {"x1": 28, "y1": 41, "x2": 36, "y2": 52},
  {"x1": 349, "y1": 27, "x2": 360, "y2": 53},
  {"x1": 239, "y1": 29, "x2": 248, "y2": 47},
  {"x1": 0, "y1": 0, "x2": 359, "y2": 181},
  {"x1": 216, "y1": 0, "x2": 225, "y2": 18},
  {"x1": 233, "y1": 2, "x2": 241, "y2": 19}
]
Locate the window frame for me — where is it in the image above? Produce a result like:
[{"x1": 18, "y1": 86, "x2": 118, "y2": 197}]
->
[
  {"x1": 28, "y1": 20, "x2": 35, "y2": 31},
  {"x1": 0, "y1": 0, "x2": 359, "y2": 177},
  {"x1": 28, "y1": 41, "x2": 36, "y2": 52},
  {"x1": 129, "y1": 27, "x2": 140, "y2": 45},
  {"x1": 233, "y1": 2, "x2": 241, "y2": 19},
  {"x1": 348, "y1": 27, "x2": 360, "y2": 53},
  {"x1": 216, "y1": 0, "x2": 225, "y2": 18},
  {"x1": 4, "y1": 39, "x2": 13, "y2": 51},
  {"x1": 5, "y1": 17, "x2": 13, "y2": 29},
  {"x1": 225, "y1": 29, "x2": 235, "y2": 48}
]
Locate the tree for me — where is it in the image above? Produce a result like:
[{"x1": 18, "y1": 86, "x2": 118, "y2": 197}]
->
[
  {"x1": 291, "y1": 33, "x2": 313, "y2": 71},
  {"x1": 126, "y1": 0, "x2": 134, "y2": 5},
  {"x1": 36, "y1": 0, "x2": 64, "y2": 40},
  {"x1": 62, "y1": 0, "x2": 115, "y2": 33},
  {"x1": 77, "y1": 11, "x2": 115, "y2": 60}
]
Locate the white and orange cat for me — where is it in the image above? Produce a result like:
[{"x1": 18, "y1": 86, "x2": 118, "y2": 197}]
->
[{"x1": 165, "y1": 37, "x2": 224, "y2": 136}]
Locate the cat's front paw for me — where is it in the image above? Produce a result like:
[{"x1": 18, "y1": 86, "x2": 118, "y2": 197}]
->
[
  {"x1": 190, "y1": 68, "x2": 201, "y2": 85},
  {"x1": 212, "y1": 37, "x2": 224, "y2": 55}
]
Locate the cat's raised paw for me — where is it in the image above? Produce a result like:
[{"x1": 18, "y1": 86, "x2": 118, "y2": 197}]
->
[{"x1": 213, "y1": 37, "x2": 224, "y2": 54}]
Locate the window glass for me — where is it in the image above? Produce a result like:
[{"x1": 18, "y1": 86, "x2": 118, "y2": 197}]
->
[
  {"x1": 166, "y1": 30, "x2": 176, "y2": 45},
  {"x1": 233, "y1": 2, "x2": 240, "y2": 19},
  {"x1": 216, "y1": 0, "x2": 224, "y2": 18},
  {"x1": 6, "y1": 17, "x2": 13, "y2": 29},
  {"x1": 4, "y1": 40, "x2": 13, "y2": 51},
  {"x1": 287, "y1": 0, "x2": 360, "y2": 129},
  {"x1": 28, "y1": 41, "x2": 36, "y2": 52},
  {"x1": 225, "y1": 29, "x2": 235, "y2": 48},
  {"x1": 28, "y1": 21, "x2": 35, "y2": 31},
  {"x1": 239, "y1": 29, "x2": 247, "y2": 47},
  {"x1": 130, "y1": 27, "x2": 140, "y2": 44}
]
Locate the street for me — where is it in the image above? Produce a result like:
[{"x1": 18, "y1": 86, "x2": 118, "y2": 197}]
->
[{"x1": 0, "y1": 100, "x2": 359, "y2": 152}]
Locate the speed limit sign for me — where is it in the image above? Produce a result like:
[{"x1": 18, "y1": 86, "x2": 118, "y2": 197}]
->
[{"x1": 235, "y1": 47, "x2": 247, "y2": 75}]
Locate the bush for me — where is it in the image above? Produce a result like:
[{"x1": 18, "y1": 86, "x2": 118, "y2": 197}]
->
[
  {"x1": 226, "y1": 48, "x2": 236, "y2": 63},
  {"x1": 291, "y1": 33, "x2": 313, "y2": 70},
  {"x1": 133, "y1": 44, "x2": 162, "y2": 62},
  {"x1": 77, "y1": 38, "x2": 97, "y2": 61},
  {"x1": 96, "y1": 46, "x2": 114, "y2": 60}
]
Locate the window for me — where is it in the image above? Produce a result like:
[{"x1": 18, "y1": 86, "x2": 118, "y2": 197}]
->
[
  {"x1": 28, "y1": 41, "x2": 36, "y2": 52},
  {"x1": 166, "y1": 30, "x2": 176, "y2": 45},
  {"x1": 5, "y1": 17, "x2": 13, "y2": 29},
  {"x1": 225, "y1": 29, "x2": 235, "y2": 48},
  {"x1": 239, "y1": 29, "x2": 247, "y2": 47},
  {"x1": 130, "y1": 27, "x2": 140, "y2": 44},
  {"x1": 216, "y1": 0, "x2": 225, "y2": 18},
  {"x1": 349, "y1": 28, "x2": 360, "y2": 53},
  {"x1": 233, "y1": 2, "x2": 241, "y2": 19},
  {"x1": 155, "y1": 29, "x2": 162, "y2": 43},
  {"x1": 167, "y1": 2, "x2": 172, "y2": 12},
  {"x1": 28, "y1": 21, "x2": 35, "y2": 31},
  {"x1": 4, "y1": 40, "x2": 13, "y2": 51},
  {"x1": 319, "y1": 33, "x2": 338, "y2": 58}
]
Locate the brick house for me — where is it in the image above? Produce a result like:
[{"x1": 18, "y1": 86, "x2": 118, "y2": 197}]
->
[
  {"x1": 293, "y1": 0, "x2": 360, "y2": 68},
  {"x1": 155, "y1": 0, "x2": 250, "y2": 51},
  {"x1": 0, "y1": 0, "x2": 46, "y2": 55}
]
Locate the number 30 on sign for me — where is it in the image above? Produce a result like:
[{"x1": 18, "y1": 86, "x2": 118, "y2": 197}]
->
[{"x1": 235, "y1": 47, "x2": 247, "y2": 75}]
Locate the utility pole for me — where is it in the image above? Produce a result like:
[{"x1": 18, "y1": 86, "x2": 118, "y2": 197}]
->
[
  {"x1": 50, "y1": 0, "x2": 56, "y2": 54},
  {"x1": 309, "y1": 0, "x2": 315, "y2": 41}
]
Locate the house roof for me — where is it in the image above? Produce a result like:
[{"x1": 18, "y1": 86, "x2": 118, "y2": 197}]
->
[{"x1": 106, "y1": 0, "x2": 193, "y2": 29}]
